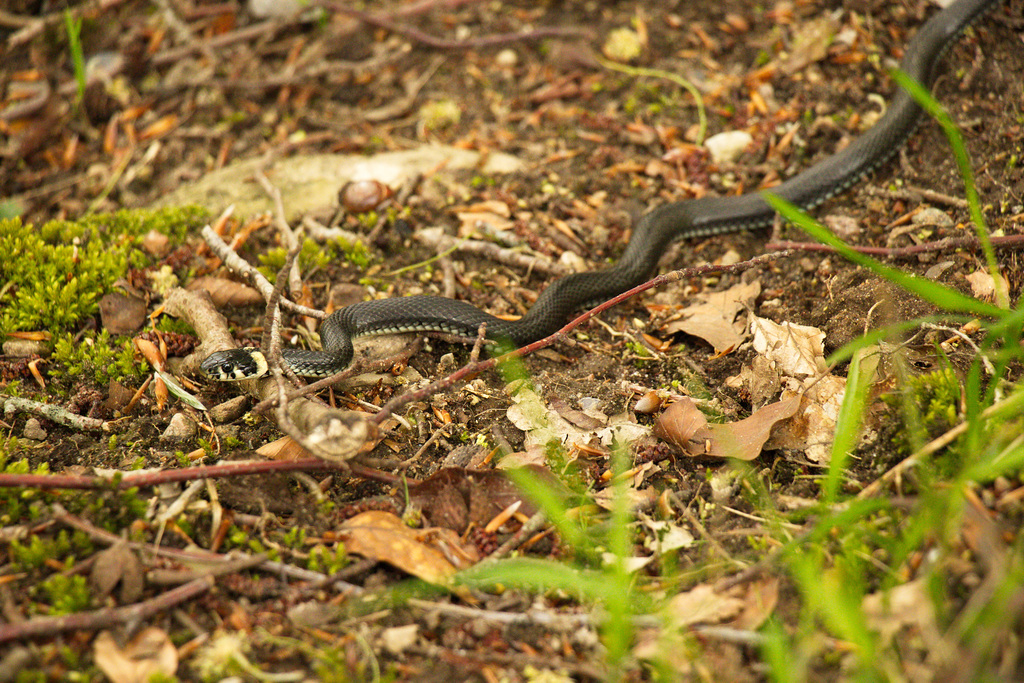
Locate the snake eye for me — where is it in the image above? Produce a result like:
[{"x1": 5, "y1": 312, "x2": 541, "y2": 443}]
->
[{"x1": 200, "y1": 349, "x2": 268, "y2": 381}]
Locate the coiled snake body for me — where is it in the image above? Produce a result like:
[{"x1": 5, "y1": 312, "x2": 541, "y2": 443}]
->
[{"x1": 202, "y1": 0, "x2": 1002, "y2": 381}]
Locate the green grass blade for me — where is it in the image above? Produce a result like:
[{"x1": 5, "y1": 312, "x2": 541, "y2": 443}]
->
[
  {"x1": 824, "y1": 345, "x2": 874, "y2": 504},
  {"x1": 63, "y1": 11, "x2": 86, "y2": 110},
  {"x1": 891, "y1": 69, "x2": 1006, "y2": 309}
]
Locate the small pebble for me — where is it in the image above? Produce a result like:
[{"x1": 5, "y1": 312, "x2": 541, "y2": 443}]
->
[
  {"x1": 495, "y1": 48, "x2": 518, "y2": 68},
  {"x1": 381, "y1": 624, "x2": 418, "y2": 656},
  {"x1": 23, "y1": 418, "x2": 47, "y2": 441},
  {"x1": 339, "y1": 180, "x2": 392, "y2": 213},
  {"x1": 162, "y1": 413, "x2": 197, "y2": 442},
  {"x1": 634, "y1": 391, "x2": 663, "y2": 414},
  {"x1": 248, "y1": 0, "x2": 304, "y2": 17},
  {"x1": 705, "y1": 130, "x2": 753, "y2": 164},
  {"x1": 912, "y1": 207, "x2": 954, "y2": 228},
  {"x1": 209, "y1": 395, "x2": 249, "y2": 424}
]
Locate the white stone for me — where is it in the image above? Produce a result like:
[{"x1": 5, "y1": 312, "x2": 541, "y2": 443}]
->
[{"x1": 704, "y1": 130, "x2": 753, "y2": 164}]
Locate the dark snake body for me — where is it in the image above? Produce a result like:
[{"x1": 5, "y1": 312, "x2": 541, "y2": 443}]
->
[{"x1": 202, "y1": 0, "x2": 1002, "y2": 380}]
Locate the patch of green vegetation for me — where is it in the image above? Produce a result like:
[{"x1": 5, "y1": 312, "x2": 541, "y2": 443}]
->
[
  {"x1": 469, "y1": 174, "x2": 497, "y2": 189},
  {"x1": 307, "y1": 543, "x2": 347, "y2": 575},
  {"x1": 258, "y1": 235, "x2": 372, "y2": 278},
  {"x1": 0, "y1": 207, "x2": 206, "y2": 339},
  {"x1": 282, "y1": 526, "x2": 307, "y2": 549},
  {"x1": 0, "y1": 456, "x2": 56, "y2": 523},
  {"x1": 461, "y1": 447, "x2": 644, "y2": 674},
  {"x1": 63, "y1": 10, "x2": 86, "y2": 110},
  {"x1": 34, "y1": 486, "x2": 149, "y2": 538},
  {"x1": 625, "y1": 339, "x2": 652, "y2": 368},
  {"x1": 15, "y1": 667, "x2": 46, "y2": 683},
  {"x1": 0, "y1": 199, "x2": 23, "y2": 219},
  {"x1": 884, "y1": 366, "x2": 962, "y2": 457},
  {"x1": 50, "y1": 329, "x2": 147, "y2": 384},
  {"x1": 10, "y1": 531, "x2": 75, "y2": 571},
  {"x1": 38, "y1": 573, "x2": 90, "y2": 615},
  {"x1": 155, "y1": 315, "x2": 196, "y2": 335}
]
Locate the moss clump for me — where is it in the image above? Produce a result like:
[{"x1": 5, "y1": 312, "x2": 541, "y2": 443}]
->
[
  {"x1": 0, "y1": 206, "x2": 206, "y2": 339},
  {"x1": 258, "y1": 234, "x2": 371, "y2": 277},
  {"x1": 50, "y1": 329, "x2": 147, "y2": 384},
  {"x1": 0, "y1": 456, "x2": 55, "y2": 524},
  {"x1": 307, "y1": 543, "x2": 347, "y2": 575},
  {"x1": 37, "y1": 574, "x2": 91, "y2": 615},
  {"x1": 884, "y1": 366, "x2": 963, "y2": 475},
  {"x1": 10, "y1": 531, "x2": 75, "y2": 571}
]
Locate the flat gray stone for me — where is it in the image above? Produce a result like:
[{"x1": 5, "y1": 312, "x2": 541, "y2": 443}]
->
[{"x1": 154, "y1": 144, "x2": 524, "y2": 220}]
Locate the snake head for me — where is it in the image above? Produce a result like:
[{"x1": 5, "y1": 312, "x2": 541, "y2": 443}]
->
[{"x1": 199, "y1": 348, "x2": 269, "y2": 381}]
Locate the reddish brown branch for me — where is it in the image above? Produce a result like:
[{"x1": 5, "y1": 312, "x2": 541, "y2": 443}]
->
[
  {"x1": 765, "y1": 233, "x2": 1024, "y2": 257},
  {"x1": 0, "y1": 457, "x2": 403, "y2": 491}
]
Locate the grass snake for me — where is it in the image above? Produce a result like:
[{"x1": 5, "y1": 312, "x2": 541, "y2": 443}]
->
[{"x1": 201, "y1": 0, "x2": 1003, "y2": 381}]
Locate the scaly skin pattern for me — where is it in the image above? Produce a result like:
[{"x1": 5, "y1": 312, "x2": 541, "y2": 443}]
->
[{"x1": 201, "y1": 0, "x2": 1002, "y2": 380}]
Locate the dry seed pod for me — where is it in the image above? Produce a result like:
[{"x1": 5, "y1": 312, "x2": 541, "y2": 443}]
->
[
  {"x1": 340, "y1": 180, "x2": 393, "y2": 213},
  {"x1": 634, "y1": 390, "x2": 663, "y2": 414}
]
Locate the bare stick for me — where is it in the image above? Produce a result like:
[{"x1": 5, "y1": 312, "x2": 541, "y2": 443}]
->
[
  {"x1": 489, "y1": 511, "x2": 549, "y2": 559},
  {"x1": 0, "y1": 577, "x2": 213, "y2": 643},
  {"x1": 0, "y1": 456, "x2": 407, "y2": 491},
  {"x1": 255, "y1": 171, "x2": 303, "y2": 299},
  {"x1": 415, "y1": 228, "x2": 567, "y2": 278},
  {"x1": 2, "y1": 397, "x2": 111, "y2": 432}
]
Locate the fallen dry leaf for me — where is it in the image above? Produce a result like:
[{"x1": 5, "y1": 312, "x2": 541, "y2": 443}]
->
[
  {"x1": 187, "y1": 276, "x2": 264, "y2": 307},
  {"x1": 90, "y1": 542, "x2": 144, "y2": 603},
  {"x1": 863, "y1": 579, "x2": 944, "y2": 657},
  {"x1": 966, "y1": 269, "x2": 1008, "y2": 302},
  {"x1": 94, "y1": 628, "x2": 177, "y2": 683},
  {"x1": 407, "y1": 467, "x2": 545, "y2": 534},
  {"x1": 99, "y1": 292, "x2": 148, "y2": 334},
  {"x1": 653, "y1": 399, "x2": 712, "y2": 453},
  {"x1": 133, "y1": 337, "x2": 165, "y2": 371},
  {"x1": 339, "y1": 510, "x2": 465, "y2": 583},
  {"x1": 765, "y1": 376, "x2": 846, "y2": 464},
  {"x1": 726, "y1": 575, "x2": 780, "y2": 631},
  {"x1": 750, "y1": 315, "x2": 827, "y2": 378},
  {"x1": 704, "y1": 395, "x2": 802, "y2": 460},
  {"x1": 779, "y1": 13, "x2": 840, "y2": 74},
  {"x1": 666, "y1": 584, "x2": 745, "y2": 628},
  {"x1": 257, "y1": 435, "x2": 310, "y2": 461},
  {"x1": 506, "y1": 380, "x2": 650, "y2": 452},
  {"x1": 662, "y1": 280, "x2": 760, "y2": 353},
  {"x1": 656, "y1": 396, "x2": 800, "y2": 461},
  {"x1": 639, "y1": 512, "x2": 695, "y2": 555}
]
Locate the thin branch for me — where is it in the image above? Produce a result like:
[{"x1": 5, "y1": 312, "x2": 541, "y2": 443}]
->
[
  {"x1": 0, "y1": 577, "x2": 213, "y2": 644},
  {"x1": 416, "y1": 227, "x2": 567, "y2": 278},
  {"x1": 2, "y1": 397, "x2": 111, "y2": 432},
  {"x1": 0, "y1": 456, "x2": 405, "y2": 491}
]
